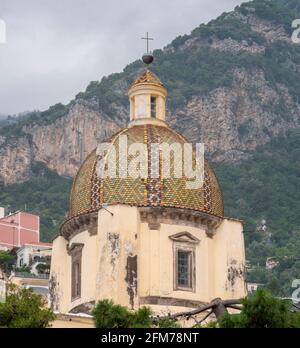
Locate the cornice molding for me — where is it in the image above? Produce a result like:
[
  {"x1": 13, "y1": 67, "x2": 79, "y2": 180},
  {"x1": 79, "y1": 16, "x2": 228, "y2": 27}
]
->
[
  {"x1": 139, "y1": 207, "x2": 222, "y2": 237},
  {"x1": 60, "y1": 211, "x2": 98, "y2": 241}
]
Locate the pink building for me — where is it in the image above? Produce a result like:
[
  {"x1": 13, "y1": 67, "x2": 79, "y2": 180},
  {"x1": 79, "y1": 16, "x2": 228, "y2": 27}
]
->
[{"x1": 0, "y1": 208, "x2": 40, "y2": 250}]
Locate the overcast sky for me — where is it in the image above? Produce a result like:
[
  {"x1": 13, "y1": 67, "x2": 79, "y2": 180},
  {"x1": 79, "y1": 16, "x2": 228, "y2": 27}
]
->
[{"x1": 0, "y1": 0, "x2": 244, "y2": 115}]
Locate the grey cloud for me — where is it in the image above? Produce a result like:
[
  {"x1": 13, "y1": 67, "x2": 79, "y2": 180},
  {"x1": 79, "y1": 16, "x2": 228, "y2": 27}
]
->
[{"x1": 0, "y1": 0, "x2": 244, "y2": 115}]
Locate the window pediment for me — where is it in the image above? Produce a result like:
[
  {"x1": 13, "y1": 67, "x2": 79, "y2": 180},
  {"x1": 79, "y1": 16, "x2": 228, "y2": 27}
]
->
[
  {"x1": 169, "y1": 232, "x2": 200, "y2": 244},
  {"x1": 67, "y1": 243, "x2": 84, "y2": 256}
]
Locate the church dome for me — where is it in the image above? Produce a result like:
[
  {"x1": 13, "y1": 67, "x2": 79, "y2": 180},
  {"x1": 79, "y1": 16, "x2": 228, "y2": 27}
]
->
[{"x1": 68, "y1": 124, "x2": 224, "y2": 219}]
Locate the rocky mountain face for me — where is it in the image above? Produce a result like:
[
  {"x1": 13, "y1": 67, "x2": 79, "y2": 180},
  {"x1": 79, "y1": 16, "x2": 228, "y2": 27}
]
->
[
  {"x1": 169, "y1": 68, "x2": 300, "y2": 163},
  {"x1": 1, "y1": 0, "x2": 300, "y2": 184},
  {"x1": 23, "y1": 102, "x2": 119, "y2": 179},
  {"x1": 0, "y1": 102, "x2": 120, "y2": 184},
  {"x1": 0, "y1": 136, "x2": 34, "y2": 185}
]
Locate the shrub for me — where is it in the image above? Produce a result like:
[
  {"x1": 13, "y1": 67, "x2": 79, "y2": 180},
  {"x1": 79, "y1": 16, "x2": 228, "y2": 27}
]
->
[
  {"x1": 0, "y1": 250, "x2": 15, "y2": 275},
  {"x1": 92, "y1": 299, "x2": 153, "y2": 328},
  {"x1": 15, "y1": 265, "x2": 31, "y2": 273},
  {"x1": 218, "y1": 288, "x2": 300, "y2": 328},
  {"x1": 157, "y1": 317, "x2": 181, "y2": 328},
  {"x1": 131, "y1": 306, "x2": 152, "y2": 328},
  {"x1": 0, "y1": 284, "x2": 55, "y2": 328},
  {"x1": 92, "y1": 299, "x2": 132, "y2": 328},
  {"x1": 36, "y1": 263, "x2": 51, "y2": 274}
]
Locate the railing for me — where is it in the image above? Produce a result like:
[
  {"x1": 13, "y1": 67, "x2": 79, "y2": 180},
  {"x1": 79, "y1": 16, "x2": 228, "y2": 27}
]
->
[{"x1": 13, "y1": 272, "x2": 49, "y2": 280}]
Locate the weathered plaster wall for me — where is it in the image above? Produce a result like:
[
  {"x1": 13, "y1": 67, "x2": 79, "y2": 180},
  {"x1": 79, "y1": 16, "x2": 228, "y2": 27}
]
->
[
  {"x1": 68, "y1": 231, "x2": 98, "y2": 311},
  {"x1": 50, "y1": 231, "x2": 98, "y2": 313},
  {"x1": 139, "y1": 222, "x2": 208, "y2": 301},
  {"x1": 95, "y1": 205, "x2": 139, "y2": 309},
  {"x1": 49, "y1": 236, "x2": 69, "y2": 313},
  {"x1": 214, "y1": 219, "x2": 247, "y2": 300},
  {"x1": 50, "y1": 205, "x2": 246, "y2": 314}
]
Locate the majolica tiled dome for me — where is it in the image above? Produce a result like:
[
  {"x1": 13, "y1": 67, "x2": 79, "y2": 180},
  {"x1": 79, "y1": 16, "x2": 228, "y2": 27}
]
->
[{"x1": 69, "y1": 124, "x2": 224, "y2": 218}]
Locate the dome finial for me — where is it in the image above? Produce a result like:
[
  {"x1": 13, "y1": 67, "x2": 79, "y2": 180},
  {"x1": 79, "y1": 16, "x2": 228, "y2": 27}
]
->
[{"x1": 141, "y1": 32, "x2": 154, "y2": 65}]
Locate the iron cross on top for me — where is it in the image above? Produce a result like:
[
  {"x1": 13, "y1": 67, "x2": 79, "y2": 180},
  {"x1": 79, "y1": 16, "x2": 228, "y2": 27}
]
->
[{"x1": 141, "y1": 32, "x2": 154, "y2": 54}]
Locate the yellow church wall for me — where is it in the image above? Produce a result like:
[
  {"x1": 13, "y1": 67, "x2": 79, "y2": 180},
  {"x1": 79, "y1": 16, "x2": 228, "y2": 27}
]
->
[
  {"x1": 95, "y1": 205, "x2": 140, "y2": 309},
  {"x1": 50, "y1": 236, "x2": 70, "y2": 313},
  {"x1": 50, "y1": 206, "x2": 246, "y2": 315},
  {"x1": 213, "y1": 219, "x2": 247, "y2": 300},
  {"x1": 207, "y1": 236, "x2": 216, "y2": 300},
  {"x1": 50, "y1": 231, "x2": 98, "y2": 313},
  {"x1": 138, "y1": 215, "x2": 247, "y2": 306},
  {"x1": 68, "y1": 231, "x2": 98, "y2": 310},
  {"x1": 139, "y1": 221, "x2": 213, "y2": 303}
]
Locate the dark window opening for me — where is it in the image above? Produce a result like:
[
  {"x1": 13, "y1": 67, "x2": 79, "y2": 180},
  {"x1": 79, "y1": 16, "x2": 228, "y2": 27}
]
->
[
  {"x1": 71, "y1": 245, "x2": 83, "y2": 300},
  {"x1": 72, "y1": 260, "x2": 81, "y2": 300},
  {"x1": 151, "y1": 96, "x2": 156, "y2": 118},
  {"x1": 177, "y1": 250, "x2": 192, "y2": 288}
]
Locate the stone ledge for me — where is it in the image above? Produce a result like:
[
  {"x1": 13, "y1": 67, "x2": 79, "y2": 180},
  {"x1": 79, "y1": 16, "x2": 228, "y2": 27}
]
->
[
  {"x1": 60, "y1": 211, "x2": 98, "y2": 240},
  {"x1": 139, "y1": 206, "x2": 222, "y2": 237},
  {"x1": 140, "y1": 296, "x2": 206, "y2": 309}
]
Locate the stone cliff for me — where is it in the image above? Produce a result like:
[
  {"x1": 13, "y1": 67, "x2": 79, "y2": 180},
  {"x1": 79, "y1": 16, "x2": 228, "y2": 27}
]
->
[{"x1": 1, "y1": 0, "x2": 299, "y2": 184}]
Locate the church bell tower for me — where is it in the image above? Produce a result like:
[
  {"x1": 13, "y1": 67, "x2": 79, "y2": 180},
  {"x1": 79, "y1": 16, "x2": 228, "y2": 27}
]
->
[{"x1": 128, "y1": 32, "x2": 168, "y2": 127}]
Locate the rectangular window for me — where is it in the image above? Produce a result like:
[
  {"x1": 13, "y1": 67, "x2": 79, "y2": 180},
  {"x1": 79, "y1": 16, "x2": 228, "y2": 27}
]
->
[
  {"x1": 170, "y1": 233, "x2": 198, "y2": 292},
  {"x1": 72, "y1": 259, "x2": 81, "y2": 300},
  {"x1": 177, "y1": 250, "x2": 192, "y2": 289},
  {"x1": 70, "y1": 244, "x2": 83, "y2": 301},
  {"x1": 151, "y1": 96, "x2": 156, "y2": 117}
]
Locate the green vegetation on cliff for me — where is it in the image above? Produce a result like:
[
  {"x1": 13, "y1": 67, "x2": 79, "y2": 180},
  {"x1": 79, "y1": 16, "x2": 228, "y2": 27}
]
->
[
  {"x1": 1, "y1": 129, "x2": 299, "y2": 296},
  {"x1": 0, "y1": 162, "x2": 72, "y2": 242},
  {"x1": 0, "y1": 103, "x2": 69, "y2": 141},
  {"x1": 1, "y1": 0, "x2": 299, "y2": 135},
  {"x1": 215, "y1": 129, "x2": 300, "y2": 296},
  {"x1": 0, "y1": 0, "x2": 299, "y2": 296},
  {"x1": 239, "y1": 0, "x2": 296, "y2": 31}
]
